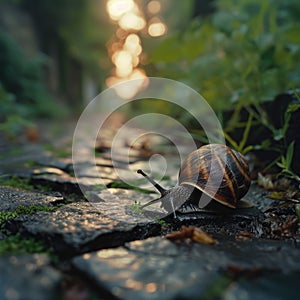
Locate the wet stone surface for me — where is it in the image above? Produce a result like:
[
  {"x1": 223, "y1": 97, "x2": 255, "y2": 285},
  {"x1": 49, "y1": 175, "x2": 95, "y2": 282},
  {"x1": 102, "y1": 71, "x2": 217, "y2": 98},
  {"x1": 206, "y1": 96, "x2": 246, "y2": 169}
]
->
[
  {"x1": 0, "y1": 124, "x2": 299, "y2": 299},
  {"x1": 7, "y1": 199, "x2": 161, "y2": 256},
  {"x1": 223, "y1": 271, "x2": 300, "y2": 300},
  {"x1": 0, "y1": 254, "x2": 61, "y2": 300},
  {"x1": 0, "y1": 186, "x2": 63, "y2": 211},
  {"x1": 73, "y1": 236, "x2": 300, "y2": 300}
]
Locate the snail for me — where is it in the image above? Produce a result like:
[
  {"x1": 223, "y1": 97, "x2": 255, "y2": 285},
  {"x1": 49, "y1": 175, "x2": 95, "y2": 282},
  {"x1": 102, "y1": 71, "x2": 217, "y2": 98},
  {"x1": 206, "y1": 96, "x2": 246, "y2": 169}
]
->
[{"x1": 137, "y1": 144, "x2": 252, "y2": 215}]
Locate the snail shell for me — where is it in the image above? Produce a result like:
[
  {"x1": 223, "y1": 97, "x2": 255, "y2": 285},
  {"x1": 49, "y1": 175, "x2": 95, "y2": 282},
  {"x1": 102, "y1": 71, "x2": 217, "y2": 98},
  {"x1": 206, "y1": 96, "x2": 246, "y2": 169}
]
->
[
  {"x1": 138, "y1": 143, "x2": 251, "y2": 215},
  {"x1": 179, "y1": 144, "x2": 251, "y2": 209}
]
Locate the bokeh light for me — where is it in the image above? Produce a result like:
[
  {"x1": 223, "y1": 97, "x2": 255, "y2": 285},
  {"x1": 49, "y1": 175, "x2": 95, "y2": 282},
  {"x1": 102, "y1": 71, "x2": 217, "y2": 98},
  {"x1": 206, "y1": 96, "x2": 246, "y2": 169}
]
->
[
  {"x1": 147, "y1": 1, "x2": 161, "y2": 14},
  {"x1": 106, "y1": 0, "x2": 135, "y2": 21},
  {"x1": 106, "y1": 0, "x2": 167, "y2": 98},
  {"x1": 148, "y1": 19, "x2": 166, "y2": 37}
]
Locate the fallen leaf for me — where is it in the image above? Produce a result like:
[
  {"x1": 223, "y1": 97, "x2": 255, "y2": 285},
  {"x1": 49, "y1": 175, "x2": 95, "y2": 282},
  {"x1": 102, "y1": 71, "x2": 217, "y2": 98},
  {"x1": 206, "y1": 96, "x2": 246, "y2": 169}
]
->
[
  {"x1": 191, "y1": 227, "x2": 216, "y2": 244},
  {"x1": 165, "y1": 226, "x2": 194, "y2": 240},
  {"x1": 257, "y1": 173, "x2": 298, "y2": 192},
  {"x1": 235, "y1": 230, "x2": 254, "y2": 241},
  {"x1": 257, "y1": 173, "x2": 275, "y2": 190},
  {"x1": 166, "y1": 226, "x2": 216, "y2": 244},
  {"x1": 267, "y1": 191, "x2": 300, "y2": 203}
]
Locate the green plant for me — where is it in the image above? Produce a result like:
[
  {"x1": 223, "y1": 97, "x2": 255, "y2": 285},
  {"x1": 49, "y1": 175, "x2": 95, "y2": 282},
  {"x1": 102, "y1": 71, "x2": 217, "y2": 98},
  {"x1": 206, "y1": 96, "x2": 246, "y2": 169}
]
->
[
  {"x1": 274, "y1": 102, "x2": 300, "y2": 142},
  {"x1": 0, "y1": 30, "x2": 67, "y2": 138},
  {"x1": 224, "y1": 113, "x2": 254, "y2": 155},
  {"x1": 128, "y1": 201, "x2": 144, "y2": 215},
  {"x1": 276, "y1": 142, "x2": 300, "y2": 181},
  {"x1": 251, "y1": 96, "x2": 300, "y2": 176},
  {"x1": 0, "y1": 204, "x2": 55, "y2": 228},
  {"x1": 0, "y1": 211, "x2": 18, "y2": 228},
  {"x1": 15, "y1": 204, "x2": 55, "y2": 215},
  {"x1": 151, "y1": 0, "x2": 300, "y2": 177},
  {"x1": 0, "y1": 31, "x2": 58, "y2": 115},
  {"x1": 22, "y1": 0, "x2": 113, "y2": 81},
  {"x1": 152, "y1": 0, "x2": 300, "y2": 111},
  {"x1": 0, "y1": 234, "x2": 47, "y2": 255},
  {"x1": 0, "y1": 84, "x2": 34, "y2": 137},
  {"x1": 0, "y1": 175, "x2": 34, "y2": 190}
]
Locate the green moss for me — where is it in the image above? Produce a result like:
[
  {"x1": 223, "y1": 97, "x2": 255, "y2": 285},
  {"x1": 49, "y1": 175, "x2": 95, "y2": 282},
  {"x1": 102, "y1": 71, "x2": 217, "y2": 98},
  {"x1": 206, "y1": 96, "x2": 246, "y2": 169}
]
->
[
  {"x1": 0, "y1": 205, "x2": 55, "y2": 228},
  {"x1": 0, "y1": 211, "x2": 18, "y2": 228},
  {"x1": 0, "y1": 175, "x2": 56, "y2": 192},
  {"x1": 201, "y1": 275, "x2": 233, "y2": 300},
  {"x1": 15, "y1": 204, "x2": 55, "y2": 215},
  {"x1": 43, "y1": 144, "x2": 71, "y2": 158},
  {"x1": 0, "y1": 234, "x2": 48, "y2": 255},
  {"x1": 128, "y1": 201, "x2": 144, "y2": 215},
  {"x1": 0, "y1": 175, "x2": 34, "y2": 190}
]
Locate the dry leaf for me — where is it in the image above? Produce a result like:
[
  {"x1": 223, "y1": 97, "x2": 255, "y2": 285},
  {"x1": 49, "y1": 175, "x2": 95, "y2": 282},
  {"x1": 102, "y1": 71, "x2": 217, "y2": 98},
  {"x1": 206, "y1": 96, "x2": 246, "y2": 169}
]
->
[
  {"x1": 257, "y1": 173, "x2": 275, "y2": 190},
  {"x1": 191, "y1": 227, "x2": 216, "y2": 244},
  {"x1": 267, "y1": 191, "x2": 300, "y2": 203},
  {"x1": 235, "y1": 230, "x2": 254, "y2": 241},
  {"x1": 166, "y1": 226, "x2": 216, "y2": 244}
]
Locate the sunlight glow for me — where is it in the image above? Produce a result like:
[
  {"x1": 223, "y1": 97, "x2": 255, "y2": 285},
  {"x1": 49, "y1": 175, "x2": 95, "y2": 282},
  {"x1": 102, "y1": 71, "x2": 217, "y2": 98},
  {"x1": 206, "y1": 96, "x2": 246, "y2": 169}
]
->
[
  {"x1": 106, "y1": 0, "x2": 167, "y2": 98},
  {"x1": 105, "y1": 70, "x2": 148, "y2": 99},
  {"x1": 113, "y1": 50, "x2": 133, "y2": 75},
  {"x1": 147, "y1": 1, "x2": 161, "y2": 14},
  {"x1": 106, "y1": 0, "x2": 135, "y2": 21},
  {"x1": 124, "y1": 34, "x2": 142, "y2": 55},
  {"x1": 119, "y1": 12, "x2": 146, "y2": 30},
  {"x1": 148, "y1": 19, "x2": 166, "y2": 37}
]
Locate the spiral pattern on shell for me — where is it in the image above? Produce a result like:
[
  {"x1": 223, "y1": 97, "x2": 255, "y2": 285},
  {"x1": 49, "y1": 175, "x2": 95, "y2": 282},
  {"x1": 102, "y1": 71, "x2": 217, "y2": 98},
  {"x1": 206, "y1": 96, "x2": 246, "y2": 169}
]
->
[{"x1": 178, "y1": 144, "x2": 251, "y2": 208}]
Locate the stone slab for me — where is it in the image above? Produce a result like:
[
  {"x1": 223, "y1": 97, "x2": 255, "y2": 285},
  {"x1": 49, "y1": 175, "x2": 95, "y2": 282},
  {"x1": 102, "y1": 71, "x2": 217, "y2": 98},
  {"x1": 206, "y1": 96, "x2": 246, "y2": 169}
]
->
[
  {"x1": 0, "y1": 186, "x2": 63, "y2": 212},
  {"x1": 7, "y1": 198, "x2": 161, "y2": 255},
  {"x1": 73, "y1": 236, "x2": 300, "y2": 300},
  {"x1": 0, "y1": 254, "x2": 61, "y2": 300}
]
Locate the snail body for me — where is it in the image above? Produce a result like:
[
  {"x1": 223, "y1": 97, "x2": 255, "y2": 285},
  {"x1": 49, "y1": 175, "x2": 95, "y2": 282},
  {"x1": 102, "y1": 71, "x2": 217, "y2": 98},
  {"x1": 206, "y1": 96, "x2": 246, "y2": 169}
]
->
[{"x1": 137, "y1": 144, "x2": 251, "y2": 215}]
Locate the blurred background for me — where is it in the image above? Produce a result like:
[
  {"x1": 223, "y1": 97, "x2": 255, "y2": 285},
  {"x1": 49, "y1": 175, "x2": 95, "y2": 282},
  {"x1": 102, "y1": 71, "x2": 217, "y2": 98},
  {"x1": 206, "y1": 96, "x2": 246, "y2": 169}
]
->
[{"x1": 0, "y1": 0, "x2": 300, "y2": 141}]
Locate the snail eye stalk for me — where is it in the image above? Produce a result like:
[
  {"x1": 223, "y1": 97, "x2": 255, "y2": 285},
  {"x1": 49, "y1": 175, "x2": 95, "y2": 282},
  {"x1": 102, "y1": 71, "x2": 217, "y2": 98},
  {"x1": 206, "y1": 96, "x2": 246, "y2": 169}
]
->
[{"x1": 137, "y1": 169, "x2": 167, "y2": 196}]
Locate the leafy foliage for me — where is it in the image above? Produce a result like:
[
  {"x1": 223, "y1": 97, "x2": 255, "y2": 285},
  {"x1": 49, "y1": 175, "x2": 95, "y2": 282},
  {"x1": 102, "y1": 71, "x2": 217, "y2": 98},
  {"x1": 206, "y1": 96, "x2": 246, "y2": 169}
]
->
[
  {"x1": 0, "y1": 30, "x2": 64, "y2": 137},
  {"x1": 22, "y1": 0, "x2": 112, "y2": 77},
  {"x1": 224, "y1": 113, "x2": 254, "y2": 154},
  {"x1": 0, "y1": 31, "x2": 56, "y2": 116},
  {"x1": 151, "y1": 0, "x2": 300, "y2": 110},
  {"x1": 254, "y1": 97, "x2": 300, "y2": 178},
  {"x1": 0, "y1": 211, "x2": 18, "y2": 228},
  {"x1": 1, "y1": 0, "x2": 111, "y2": 137},
  {"x1": 151, "y1": 0, "x2": 300, "y2": 176},
  {"x1": 276, "y1": 141, "x2": 300, "y2": 181}
]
